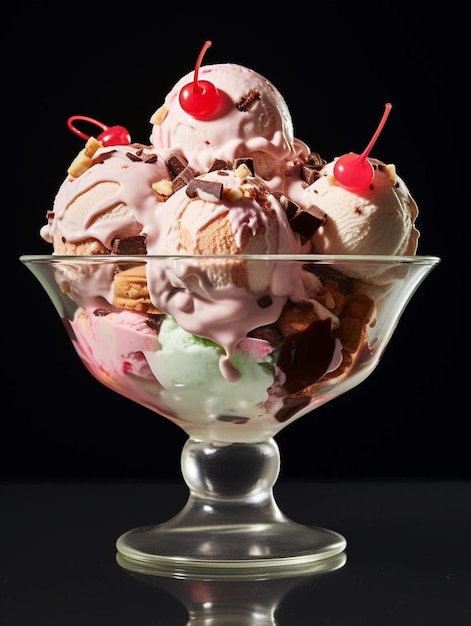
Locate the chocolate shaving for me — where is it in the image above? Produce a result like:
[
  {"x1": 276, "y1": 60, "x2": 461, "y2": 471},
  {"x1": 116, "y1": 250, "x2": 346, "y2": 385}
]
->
[
  {"x1": 111, "y1": 235, "x2": 147, "y2": 255},
  {"x1": 171, "y1": 165, "x2": 197, "y2": 192},
  {"x1": 208, "y1": 158, "x2": 232, "y2": 172},
  {"x1": 274, "y1": 192, "x2": 299, "y2": 220},
  {"x1": 186, "y1": 178, "x2": 223, "y2": 201},
  {"x1": 166, "y1": 153, "x2": 188, "y2": 178},
  {"x1": 233, "y1": 157, "x2": 255, "y2": 175},
  {"x1": 126, "y1": 151, "x2": 143, "y2": 162},
  {"x1": 237, "y1": 89, "x2": 261, "y2": 112},
  {"x1": 142, "y1": 153, "x2": 158, "y2": 164},
  {"x1": 126, "y1": 147, "x2": 158, "y2": 164}
]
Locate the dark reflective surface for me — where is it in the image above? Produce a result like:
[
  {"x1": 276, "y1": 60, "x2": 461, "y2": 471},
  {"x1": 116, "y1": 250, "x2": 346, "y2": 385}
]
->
[{"x1": 2, "y1": 480, "x2": 470, "y2": 625}]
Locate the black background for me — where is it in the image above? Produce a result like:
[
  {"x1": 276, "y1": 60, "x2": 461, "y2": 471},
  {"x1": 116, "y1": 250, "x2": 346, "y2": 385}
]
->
[{"x1": 5, "y1": 5, "x2": 464, "y2": 481}]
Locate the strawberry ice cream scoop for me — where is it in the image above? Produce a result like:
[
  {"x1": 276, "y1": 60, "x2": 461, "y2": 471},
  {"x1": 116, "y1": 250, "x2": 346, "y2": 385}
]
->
[{"x1": 71, "y1": 301, "x2": 160, "y2": 381}]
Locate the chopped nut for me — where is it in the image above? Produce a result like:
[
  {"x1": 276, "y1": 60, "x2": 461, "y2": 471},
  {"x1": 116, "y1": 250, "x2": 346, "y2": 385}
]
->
[
  {"x1": 233, "y1": 157, "x2": 254, "y2": 175},
  {"x1": 383, "y1": 163, "x2": 397, "y2": 186},
  {"x1": 234, "y1": 163, "x2": 253, "y2": 179},
  {"x1": 240, "y1": 184, "x2": 257, "y2": 198},
  {"x1": 83, "y1": 137, "x2": 102, "y2": 158},
  {"x1": 152, "y1": 179, "x2": 174, "y2": 201},
  {"x1": 67, "y1": 137, "x2": 103, "y2": 178},
  {"x1": 226, "y1": 187, "x2": 243, "y2": 202},
  {"x1": 67, "y1": 151, "x2": 93, "y2": 178},
  {"x1": 149, "y1": 105, "x2": 168, "y2": 125}
]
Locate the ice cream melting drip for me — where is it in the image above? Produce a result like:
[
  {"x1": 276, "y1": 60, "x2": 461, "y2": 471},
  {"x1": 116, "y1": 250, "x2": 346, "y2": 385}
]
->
[
  {"x1": 333, "y1": 103, "x2": 392, "y2": 191},
  {"x1": 67, "y1": 115, "x2": 131, "y2": 146},
  {"x1": 178, "y1": 40, "x2": 220, "y2": 119}
]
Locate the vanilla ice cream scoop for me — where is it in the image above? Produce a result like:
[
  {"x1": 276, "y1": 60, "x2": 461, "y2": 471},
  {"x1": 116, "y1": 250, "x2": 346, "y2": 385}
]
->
[
  {"x1": 302, "y1": 157, "x2": 420, "y2": 288},
  {"x1": 306, "y1": 158, "x2": 419, "y2": 257}
]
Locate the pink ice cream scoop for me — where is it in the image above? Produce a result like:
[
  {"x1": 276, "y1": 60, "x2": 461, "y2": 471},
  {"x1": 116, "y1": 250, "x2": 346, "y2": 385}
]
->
[
  {"x1": 41, "y1": 143, "x2": 171, "y2": 255},
  {"x1": 149, "y1": 62, "x2": 306, "y2": 175},
  {"x1": 142, "y1": 165, "x2": 308, "y2": 379}
]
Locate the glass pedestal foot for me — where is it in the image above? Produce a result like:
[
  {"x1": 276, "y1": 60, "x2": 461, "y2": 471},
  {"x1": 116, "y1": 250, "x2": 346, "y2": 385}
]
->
[{"x1": 116, "y1": 438, "x2": 346, "y2": 578}]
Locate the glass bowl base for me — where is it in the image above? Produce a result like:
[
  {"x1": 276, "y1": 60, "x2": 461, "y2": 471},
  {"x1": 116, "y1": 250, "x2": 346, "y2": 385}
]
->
[{"x1": 116, "y1": 520, "x2": 346, "y2": 578}]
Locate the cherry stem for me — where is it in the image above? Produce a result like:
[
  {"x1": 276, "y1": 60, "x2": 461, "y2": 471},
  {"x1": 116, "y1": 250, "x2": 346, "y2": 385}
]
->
[
  {"x1": 359, "y1": 103, "x2": 392, "y2": 162},
  {"x1": 67, "y1": 115, "x2": 108, "y2": 141},
  {"x1": 193, "y1": 40, "x2": 212, "y2": 93}
]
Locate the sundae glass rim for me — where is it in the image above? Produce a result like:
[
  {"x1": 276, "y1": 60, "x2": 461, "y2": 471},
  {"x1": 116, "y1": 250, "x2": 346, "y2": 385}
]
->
[{"x1": 20, "y1": 253, "x2": 441, "y2": 265}]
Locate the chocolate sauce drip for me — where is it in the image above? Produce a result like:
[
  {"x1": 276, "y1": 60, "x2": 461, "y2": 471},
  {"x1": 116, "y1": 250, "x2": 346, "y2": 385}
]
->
[{"x1": 278, "y1": 318, "x2": 336, "y2": 393}]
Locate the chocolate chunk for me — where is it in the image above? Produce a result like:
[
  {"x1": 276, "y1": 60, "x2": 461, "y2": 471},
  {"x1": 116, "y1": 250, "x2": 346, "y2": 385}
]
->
[
  {"x1": 186, "y1": 178, "x2": 223, "y2": 201},
  {"x1": 289, "y1": 206, "x2": 327, "y2": 238},
  {"x1": 309, "y1": 266, "x2": 353, "y2": 293},
  {"x1": 166, "y1": 153, "x2": 188, "y2": 178},
  {"x1": 208, "y1": 158, "x2": 232, "y2": 172},
  {"x1": 111, "y1": 235, "x2": 147, "y2": 255},
  {"x1": 237, "y1": 89, "x2": 261, "y2": 112},
  {"x1": 216, "y1": 415, "x2": 250, "y2": 424},
  {"x1": 307, "y1": 204, "x2": 328, "y2": 224},
  {"x1": 300, "y1": 153, "x2": 326, "y2": 185},
  {"x1": 300, "y1": 163, "x2": 322, "y2": 185},
  {"x1": 233, "y1": 157, "x2": 255, "y2": 175},
  {"x1": 248, "y1": 323, "x2": 283, "y2": 345},
  {"x1": 305, "y1": 152, "x2": 326, "y2": 167},
  {"x1": 257, "y1": 295, "x2": 273, "y2": 309},
  {"x1": 274, "y1": 192, "x2": 299, "y2": 220},
  {"x1": 93, "y1": 308, "x2": 112, "y2": 317},
  {"x1": 171, "y1": 166, "x2": 197, "y2": 192},
  {"x1": 145, "y1": 315, "x2": 165, "y2": 332}
]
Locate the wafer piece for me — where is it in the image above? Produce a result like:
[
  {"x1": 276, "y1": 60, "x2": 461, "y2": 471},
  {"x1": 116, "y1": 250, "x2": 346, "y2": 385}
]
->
[{"x1": 112, "y1": 265, "x2": 162, "y2": 314}]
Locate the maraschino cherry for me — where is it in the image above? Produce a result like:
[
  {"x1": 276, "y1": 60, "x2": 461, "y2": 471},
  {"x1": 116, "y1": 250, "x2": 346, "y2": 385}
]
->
[
  {"x1": 67, "y1": 115, "x2": 131, "y2": 146},
  {"x1": 333, "y1": 103, "x2": 392, "y2": 191},
  {"x1": 179, "y1": 40, "x2": 220, "y2": 119}
]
